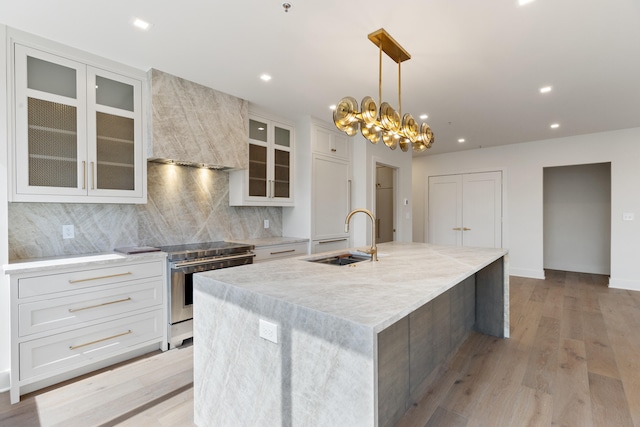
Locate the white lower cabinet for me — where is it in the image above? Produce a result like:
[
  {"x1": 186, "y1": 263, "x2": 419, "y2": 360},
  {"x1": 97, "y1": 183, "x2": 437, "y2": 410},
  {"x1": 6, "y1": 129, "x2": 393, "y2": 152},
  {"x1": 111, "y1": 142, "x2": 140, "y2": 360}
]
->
[
  {"x1": 7, "y1": 256, "x2": 167, "y2": 403},
  {"x1": 20, "y1": 310, "x2": 162, "y2": 380},
  {"x1": 254, "y1": 242, "x2": 309, "y2": 262},
  {"x1": 311, "y1": 238, "x2": 350, "y2": 254},
  {"x1": 18, "y1": 279, "x2": 163, "y2": 336}
]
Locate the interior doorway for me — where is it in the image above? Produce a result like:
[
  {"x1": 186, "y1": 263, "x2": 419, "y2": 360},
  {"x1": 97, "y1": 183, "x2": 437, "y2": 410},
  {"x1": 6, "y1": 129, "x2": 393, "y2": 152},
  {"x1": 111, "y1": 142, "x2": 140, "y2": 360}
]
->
[
  {"x1": 376, "y1": 164, "x2": 395, "y2": 243},
  {"x1": 543, "y1": 162, "x2": 611, "y2": 275}
]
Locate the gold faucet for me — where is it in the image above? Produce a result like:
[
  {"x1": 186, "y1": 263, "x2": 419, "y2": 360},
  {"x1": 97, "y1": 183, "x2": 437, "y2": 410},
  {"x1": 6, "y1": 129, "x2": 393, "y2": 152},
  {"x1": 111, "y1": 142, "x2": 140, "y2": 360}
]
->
[{"x1": 344, "y1": 208, "x2": 378, "y2": 261}]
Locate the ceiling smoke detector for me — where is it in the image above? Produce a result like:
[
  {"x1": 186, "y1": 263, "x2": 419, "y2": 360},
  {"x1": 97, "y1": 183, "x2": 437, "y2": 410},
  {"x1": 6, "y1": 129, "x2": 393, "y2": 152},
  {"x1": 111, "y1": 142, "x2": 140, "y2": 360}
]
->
[{"x1": 282, "y1": 2, "x2": 292, "y2": 12}]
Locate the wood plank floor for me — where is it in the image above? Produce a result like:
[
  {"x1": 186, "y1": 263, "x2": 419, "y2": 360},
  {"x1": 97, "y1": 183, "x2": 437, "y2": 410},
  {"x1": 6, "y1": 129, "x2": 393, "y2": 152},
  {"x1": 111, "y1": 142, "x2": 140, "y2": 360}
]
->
[{"x1": 1, "y1": 271, "x2": 639, "y2": 426}]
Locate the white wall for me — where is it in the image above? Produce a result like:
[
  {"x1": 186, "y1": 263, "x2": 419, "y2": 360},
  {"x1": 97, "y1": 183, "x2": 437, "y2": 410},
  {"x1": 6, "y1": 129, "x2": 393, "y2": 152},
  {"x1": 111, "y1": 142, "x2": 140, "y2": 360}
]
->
[
  {"x1": 543, "y1": 163, "x2": 611, "y2": 275},
  {"x1": 352, "y1": 134, "x2": 413, "y2": 246},
  {"x1": 413, "y1": 127, "x2": 640, "y2": 291},
  {"x1": 1, "y1": 24, "x2": 11, "y2": 391}
]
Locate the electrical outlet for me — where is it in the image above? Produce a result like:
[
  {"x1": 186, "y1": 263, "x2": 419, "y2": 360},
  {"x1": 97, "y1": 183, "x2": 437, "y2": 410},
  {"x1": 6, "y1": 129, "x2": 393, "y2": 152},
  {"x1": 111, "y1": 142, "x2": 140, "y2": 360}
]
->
[
  {"x1": 62, "y1": 224, "x2": 75, "y2": 239},
  {"x1": 259, "y1": 319, "x2": 278, "y2": 344},
  {"x1": 264, "y1": 219, "x2": 270, "y2": 229},
  {"x1": 623, "y1": 212, "x2": 635, "y2": 221}
]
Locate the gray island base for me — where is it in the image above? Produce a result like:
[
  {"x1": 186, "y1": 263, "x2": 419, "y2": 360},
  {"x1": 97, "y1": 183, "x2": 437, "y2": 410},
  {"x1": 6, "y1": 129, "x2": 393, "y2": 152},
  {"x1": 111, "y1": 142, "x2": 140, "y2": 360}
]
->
[{"x1": 193, "y1": 242, "x2": 509, "y2": 427}]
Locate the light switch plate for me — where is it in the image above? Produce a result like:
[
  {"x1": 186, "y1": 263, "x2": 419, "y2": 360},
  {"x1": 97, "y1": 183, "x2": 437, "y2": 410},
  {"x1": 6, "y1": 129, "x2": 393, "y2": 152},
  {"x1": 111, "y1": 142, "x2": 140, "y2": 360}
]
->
[{"x1": 264, "y1": 219, "x2": 270, "y2": 229}]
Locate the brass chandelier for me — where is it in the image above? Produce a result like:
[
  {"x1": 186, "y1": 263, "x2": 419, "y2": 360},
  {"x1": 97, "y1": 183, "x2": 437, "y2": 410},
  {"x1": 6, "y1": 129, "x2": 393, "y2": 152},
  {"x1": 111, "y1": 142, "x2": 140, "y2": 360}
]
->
[{"x1": 333, "y1": 28, "x2": 434, "y2": 152}]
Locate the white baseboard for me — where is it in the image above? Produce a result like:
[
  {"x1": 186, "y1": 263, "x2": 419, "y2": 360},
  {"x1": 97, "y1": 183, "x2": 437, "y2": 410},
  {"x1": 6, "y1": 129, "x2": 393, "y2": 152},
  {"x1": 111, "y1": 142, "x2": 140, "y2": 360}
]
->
[
  {"x1": 0, "y1": 369, "x2": 9, "y2": 392},
  {"x1": 509, "y1": 268, "x2": 545, "y2": 280},
  {"x1": 609, "y1": 277, "x2": 640, "y2": 291}
]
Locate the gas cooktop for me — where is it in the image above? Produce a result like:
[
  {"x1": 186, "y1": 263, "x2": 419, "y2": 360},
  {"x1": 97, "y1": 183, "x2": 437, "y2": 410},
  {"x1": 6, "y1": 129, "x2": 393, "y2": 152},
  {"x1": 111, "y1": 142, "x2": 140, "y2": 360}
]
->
[{"x1": 158, "y1": 241, "x2": 254, "y2": 261}]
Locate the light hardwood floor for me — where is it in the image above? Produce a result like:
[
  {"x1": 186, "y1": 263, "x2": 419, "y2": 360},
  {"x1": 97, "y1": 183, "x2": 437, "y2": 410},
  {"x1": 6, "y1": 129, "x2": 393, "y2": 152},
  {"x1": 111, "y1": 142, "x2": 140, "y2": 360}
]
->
[{"x1": 1, "y1": 271, "x2": 639, "y2": 426}]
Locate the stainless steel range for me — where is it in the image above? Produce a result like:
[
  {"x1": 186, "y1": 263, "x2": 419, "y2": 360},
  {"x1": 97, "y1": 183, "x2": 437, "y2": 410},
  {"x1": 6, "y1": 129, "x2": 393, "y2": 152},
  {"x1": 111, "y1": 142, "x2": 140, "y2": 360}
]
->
[{"x1": 159, "y1": 241, "x2": 255, "y2": 349}]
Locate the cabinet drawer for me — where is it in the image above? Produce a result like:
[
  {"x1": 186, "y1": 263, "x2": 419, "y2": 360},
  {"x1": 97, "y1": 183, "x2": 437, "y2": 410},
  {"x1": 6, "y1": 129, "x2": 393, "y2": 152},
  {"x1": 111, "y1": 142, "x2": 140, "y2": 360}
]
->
[
  {"x1": 19, "y1": 280, "x2": 163, "y2": 337},
  {"x1": 254, "y1": 242, "x2": 308, "y2": 262},
  {"x1": 311, "y1": 238, "x2": 350, "y2": 254},
  {"x1": 19, "y1": 260, "x2": 164, "y2": 298},
  {"x1": 19, "y1": 310, "x2": 163, "y2": 381}
]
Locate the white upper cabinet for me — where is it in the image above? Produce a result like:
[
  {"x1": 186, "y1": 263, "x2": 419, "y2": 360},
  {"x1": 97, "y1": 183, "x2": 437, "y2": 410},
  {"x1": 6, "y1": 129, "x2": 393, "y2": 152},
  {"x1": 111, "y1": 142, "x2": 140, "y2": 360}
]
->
[
  {"x1": 229, "y1": 114, "x2": 294, "y2": 206},
  {"x1": 312, "y1": 125, "x2": 349, "y2": 160},
  {"x1": 11, "y1": 43, "x2": 146, "y2": 203}
]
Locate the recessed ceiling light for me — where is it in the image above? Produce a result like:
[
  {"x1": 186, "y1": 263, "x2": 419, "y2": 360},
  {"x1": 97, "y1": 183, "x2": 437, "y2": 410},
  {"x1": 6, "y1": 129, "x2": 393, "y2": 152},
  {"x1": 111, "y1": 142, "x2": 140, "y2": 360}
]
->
[
  {"x1": 458, "y1": 139, "x2": 465, "y2": 143},
  {"x1": 419, "y1": 114, "x2": 428, "y2": 120},
  {"x1": 260, "y1": 74, "x2": 272, "y2": 82},
  {"x1": 550, "y1": 123, "x2": 560, "y2": 129},
  {"x1": 133, "y1": 18, "x2": 151, "y2": 30},
  {"x1": 258, "y1": 127, "x2": 265, "y2": 131},
  {"x1": 540, "y1": 86, "x2": 552, "y2": 93},
  {"x1": 518, "y1": 0, "x2": 535, "y2": 5},
  {"x1": 329, "y1": 105, "x2": 336, "y2": 110}
]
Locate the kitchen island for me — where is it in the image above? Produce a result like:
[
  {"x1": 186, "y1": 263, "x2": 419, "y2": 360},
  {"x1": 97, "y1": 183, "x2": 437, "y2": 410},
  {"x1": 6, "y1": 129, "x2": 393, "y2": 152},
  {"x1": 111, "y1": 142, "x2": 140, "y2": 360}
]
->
[{"x1": 193, "y1": 242, "x2": 508, "y2": 427}]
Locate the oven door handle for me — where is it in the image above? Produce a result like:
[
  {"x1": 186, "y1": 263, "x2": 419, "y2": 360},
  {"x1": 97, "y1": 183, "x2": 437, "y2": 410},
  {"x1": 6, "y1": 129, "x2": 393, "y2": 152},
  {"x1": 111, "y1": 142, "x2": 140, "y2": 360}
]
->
[{"x1": 171, "y1": 253, "x2": 255, "y2": 269}]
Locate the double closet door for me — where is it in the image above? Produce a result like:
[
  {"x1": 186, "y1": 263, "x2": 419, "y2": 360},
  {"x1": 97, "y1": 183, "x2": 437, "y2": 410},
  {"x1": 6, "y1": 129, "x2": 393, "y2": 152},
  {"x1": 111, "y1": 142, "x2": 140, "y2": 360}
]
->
[{"x1": 428, "y1": 171, "x2": 502, "y2": 248}]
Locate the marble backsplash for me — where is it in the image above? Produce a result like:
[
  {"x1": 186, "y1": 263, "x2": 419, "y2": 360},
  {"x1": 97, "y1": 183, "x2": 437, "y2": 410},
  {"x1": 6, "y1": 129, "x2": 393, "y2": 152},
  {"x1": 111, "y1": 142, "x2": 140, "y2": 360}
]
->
[{"x1": 8, "y1": 162, "x2": 282, "y2": 260}]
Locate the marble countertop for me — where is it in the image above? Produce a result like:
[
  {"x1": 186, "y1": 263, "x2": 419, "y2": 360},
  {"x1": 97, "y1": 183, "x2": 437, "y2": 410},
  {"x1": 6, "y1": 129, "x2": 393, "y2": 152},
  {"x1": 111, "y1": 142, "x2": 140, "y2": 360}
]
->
[
  {"x1": 197, "y1": 242, "x2": 508, "y2": 332},
  {"x1": 3, "y1": 251, "x2": 167, "y2": 276},
  {"x1": 230, "y1": 236, "x2": 309, "y2": 247}
]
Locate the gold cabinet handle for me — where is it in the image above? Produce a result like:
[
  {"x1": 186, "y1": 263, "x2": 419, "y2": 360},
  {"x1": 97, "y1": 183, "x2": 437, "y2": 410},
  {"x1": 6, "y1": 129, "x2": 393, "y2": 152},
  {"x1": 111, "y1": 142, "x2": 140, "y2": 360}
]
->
[
  {"x1": 91, "y1": 161, "x2": 95, "y2": 190},
  {"x1": 68, "y1": 297, "x2": 132, "y2": 313},
  {"x1": 68, "y1": 272, "x2": 132, "y2": 284},
  {"x1": 82, "y1": 160, "x2": 87, "y2": 190},
  {"x1": 452, "y1": 227, "x2": 462, "y2": 231},
  {"x1": 463, "y1": 227, "x2": 471, "y2": 231},
  {"x1": 69, "y1": 330, "x2": 132, "y2": 350},
  {"x1": 319, "y1": 238, "x2": 348, "y2": 244},
  {"x1": 270, "y1": 249, "x2": 296, "y2": 255}
]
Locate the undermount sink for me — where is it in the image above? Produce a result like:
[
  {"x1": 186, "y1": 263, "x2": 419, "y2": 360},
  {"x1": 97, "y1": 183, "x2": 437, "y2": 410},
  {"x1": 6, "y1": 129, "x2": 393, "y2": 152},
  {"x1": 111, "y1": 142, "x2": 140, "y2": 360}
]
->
[{"x1": 306, "y1": 252, "x2": 371, "y2": 266}]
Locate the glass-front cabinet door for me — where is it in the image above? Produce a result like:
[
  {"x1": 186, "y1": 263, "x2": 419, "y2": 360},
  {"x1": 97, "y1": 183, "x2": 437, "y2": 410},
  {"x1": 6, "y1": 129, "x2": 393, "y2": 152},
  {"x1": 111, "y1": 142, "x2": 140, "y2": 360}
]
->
[
  {"x1": 234, "y1": 116, "x2": 293, "y2": 206},
  {"x1": 273, "y1": 124, "x2": 291, "y2": 199},
  {"x1": 87, "y1": 67, "x2": 142, "y2": 196},
  {"x1": 12, "y1": 44, "x2": 144, "y2": 203},
  {"x1": 14, "y1": 45, "x2": 87, "y2": 196},
  {"x1": 248, "y1": 118, "x2": 269, "y2": 197}
]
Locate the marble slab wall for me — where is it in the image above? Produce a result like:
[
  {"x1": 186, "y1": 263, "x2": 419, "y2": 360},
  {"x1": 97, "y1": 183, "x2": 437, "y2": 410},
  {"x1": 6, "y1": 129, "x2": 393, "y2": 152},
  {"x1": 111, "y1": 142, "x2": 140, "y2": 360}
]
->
[
  {"x1": 148, "y1": 69, "x2": 248, "y2": 170},
  {"x1": 8, "y1": 162, "x2": 282, "y2": 260}
]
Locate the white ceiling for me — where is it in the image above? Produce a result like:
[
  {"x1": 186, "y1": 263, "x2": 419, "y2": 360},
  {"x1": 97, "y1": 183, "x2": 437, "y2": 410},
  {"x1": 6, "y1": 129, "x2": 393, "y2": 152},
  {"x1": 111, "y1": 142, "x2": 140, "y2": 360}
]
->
[{"x1": 2, "y1": 0, "x2": 639, "y2": 156}]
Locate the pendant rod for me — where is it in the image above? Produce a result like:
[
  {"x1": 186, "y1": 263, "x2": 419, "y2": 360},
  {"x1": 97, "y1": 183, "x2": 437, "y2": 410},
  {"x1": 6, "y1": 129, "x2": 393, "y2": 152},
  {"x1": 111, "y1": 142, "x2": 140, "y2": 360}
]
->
[
  {"x1": 378, "y1": 43, "x2": 383, "y2": 107},
  {"x1": 398, "y1": 61, "x2": 402, "y2": 117}
]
